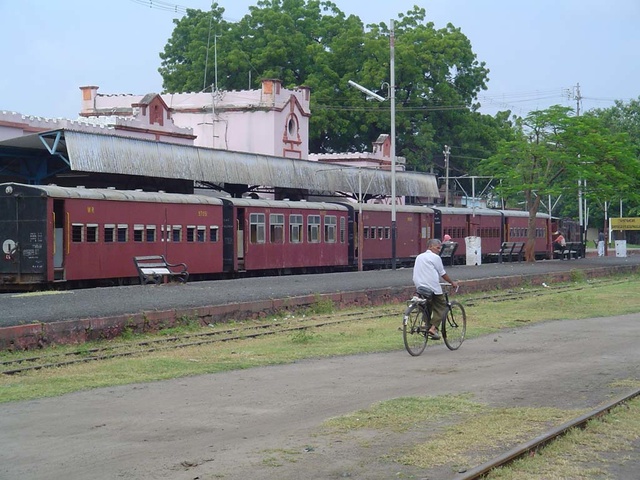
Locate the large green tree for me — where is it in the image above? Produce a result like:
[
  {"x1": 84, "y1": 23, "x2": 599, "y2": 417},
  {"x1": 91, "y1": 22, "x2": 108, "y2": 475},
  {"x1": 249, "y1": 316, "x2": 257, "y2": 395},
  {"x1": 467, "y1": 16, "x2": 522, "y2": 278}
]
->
[
  {"x1": 479, "y1": 106, "x2": 638, "y2": 261},
  {"x1": 158, "y1": 1, "x2": 511, "y2": 178},
  {"x1": 586, "y1": 97, "x2": 640, "y2": 220}
]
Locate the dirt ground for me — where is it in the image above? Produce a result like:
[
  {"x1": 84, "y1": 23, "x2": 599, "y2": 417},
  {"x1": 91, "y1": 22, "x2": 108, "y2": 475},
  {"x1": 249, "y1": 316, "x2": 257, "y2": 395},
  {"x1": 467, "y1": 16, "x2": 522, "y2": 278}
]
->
[{"x1": 1, "y1": 313, "x2": 638, "y2": 480}]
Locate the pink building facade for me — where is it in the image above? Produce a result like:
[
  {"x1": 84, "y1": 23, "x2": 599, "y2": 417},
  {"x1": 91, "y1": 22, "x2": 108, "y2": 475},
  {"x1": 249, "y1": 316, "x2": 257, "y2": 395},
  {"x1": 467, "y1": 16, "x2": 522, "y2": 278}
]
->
[{"x1": 79, "y1": 79, "x2": 310, "y2": 159}]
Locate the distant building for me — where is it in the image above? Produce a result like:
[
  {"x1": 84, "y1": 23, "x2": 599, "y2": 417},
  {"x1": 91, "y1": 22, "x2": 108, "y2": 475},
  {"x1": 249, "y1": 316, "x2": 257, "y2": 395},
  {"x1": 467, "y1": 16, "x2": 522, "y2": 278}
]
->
[
  {"x1": 309, "y1": 134, "x2": 405, "y2": 171},
  {"x1": 79, "y1": 79, "x2": 310, "y2": 159}
]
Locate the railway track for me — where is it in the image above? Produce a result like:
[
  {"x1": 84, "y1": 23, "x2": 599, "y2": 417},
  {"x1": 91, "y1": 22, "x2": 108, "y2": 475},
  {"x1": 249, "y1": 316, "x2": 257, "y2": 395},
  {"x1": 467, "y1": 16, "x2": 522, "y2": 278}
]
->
[
  {"x1": 0, "y1": 277, "x2": 628, "y2": 375},
  {"x1": 454, "y1": 388, "x2": 640, "y2": 479}
]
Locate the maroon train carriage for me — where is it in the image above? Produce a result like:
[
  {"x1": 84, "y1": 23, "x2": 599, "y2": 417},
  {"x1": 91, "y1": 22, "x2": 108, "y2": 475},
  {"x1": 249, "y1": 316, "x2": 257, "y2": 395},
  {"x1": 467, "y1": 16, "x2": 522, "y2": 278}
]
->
[
  {"x1": 500, "y1": 209, "x2": 552, "y2": 259},
  {"x1": 433, "y1": 206, "x2": 503, "y2": 263},
  {"x1": 433, "y1": 206, "x2": 552, "y2": 263},
  {"x1": 353, "y1": 203, "x2": 433, "y2": 267},
  {"x1": 227, "y1": 198, "x2": 350, "y2": 273},
  {"x1": 0, "y1": 183, "x2": 227, "y2": 287},
  {"x1": 0, "y1": 183, "x2": 354, "y2": 289}
]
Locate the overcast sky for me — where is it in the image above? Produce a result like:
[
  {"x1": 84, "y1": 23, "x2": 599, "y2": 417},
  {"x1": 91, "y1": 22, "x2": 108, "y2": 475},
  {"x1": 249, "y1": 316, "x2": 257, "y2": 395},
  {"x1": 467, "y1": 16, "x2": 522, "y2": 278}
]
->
[{"x1": 1, "y1": 0, "x2": 637, "y2": 120}]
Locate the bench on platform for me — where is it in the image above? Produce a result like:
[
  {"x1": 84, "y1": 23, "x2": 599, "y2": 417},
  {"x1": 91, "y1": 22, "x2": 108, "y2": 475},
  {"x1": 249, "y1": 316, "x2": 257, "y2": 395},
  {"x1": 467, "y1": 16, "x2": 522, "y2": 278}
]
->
[
  {"x1": 133, "y1": 255, "x2": 189, "y2": 285},
  {"x1": 439, "y1": 242, "x2": 458, "y2": 266},
  {"x1": 498, "y1": 241, "x2": 525, "y2": 263},
  {"x1": 554, "y1": 242, "x2": 582, "y2": 260}
]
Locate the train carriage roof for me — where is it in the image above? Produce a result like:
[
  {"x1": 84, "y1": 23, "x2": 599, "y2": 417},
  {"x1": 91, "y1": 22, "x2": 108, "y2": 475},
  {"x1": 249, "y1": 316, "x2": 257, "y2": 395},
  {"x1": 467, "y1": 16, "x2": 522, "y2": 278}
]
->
[
  {"x1": 224, "y1": 197, "x2": 350, "y2": 211},
  {"x1": 353, "y1": 203, "x2": 435, "y2": 214},
  {"x1": 0, "y1": 183, "x2": 225, "y2": 205},
  {"x1": 432, "y1": 206, "x2": 504, "y2": 216}
]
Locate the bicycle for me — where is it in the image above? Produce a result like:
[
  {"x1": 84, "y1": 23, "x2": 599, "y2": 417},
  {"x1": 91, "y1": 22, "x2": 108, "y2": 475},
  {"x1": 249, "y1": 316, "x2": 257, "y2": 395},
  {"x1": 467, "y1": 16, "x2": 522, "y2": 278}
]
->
[{"x1": 402, "y1": 283, "x2": 466, "y2": 356}]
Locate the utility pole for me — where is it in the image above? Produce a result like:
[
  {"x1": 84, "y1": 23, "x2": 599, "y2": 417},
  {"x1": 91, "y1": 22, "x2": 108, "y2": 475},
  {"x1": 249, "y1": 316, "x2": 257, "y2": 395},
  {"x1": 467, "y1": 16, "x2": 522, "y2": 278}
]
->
[
  {"x1": 573, "y1": 83, "x2": 586, "y2": 256},
  {"x1": 443, "y1": 145, "x2": 451, "y2": 207}
]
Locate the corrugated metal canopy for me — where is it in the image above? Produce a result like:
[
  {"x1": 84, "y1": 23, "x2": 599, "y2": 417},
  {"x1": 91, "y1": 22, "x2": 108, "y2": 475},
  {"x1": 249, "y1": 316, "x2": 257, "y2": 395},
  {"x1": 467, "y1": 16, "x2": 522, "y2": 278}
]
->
[{"x1": 0, "y1": 129, "x2": 439, "y2": 197}]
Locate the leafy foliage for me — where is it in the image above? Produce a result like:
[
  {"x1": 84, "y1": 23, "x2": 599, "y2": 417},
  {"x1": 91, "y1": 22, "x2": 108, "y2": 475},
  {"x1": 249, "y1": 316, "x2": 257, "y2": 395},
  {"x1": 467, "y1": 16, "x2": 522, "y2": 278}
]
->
[
  {"x1": 158, "y1": 1, "x2": 513, "y2": 176},
  {"x1": 479, "y1": 105, "x2": 639, "y2": 259}
]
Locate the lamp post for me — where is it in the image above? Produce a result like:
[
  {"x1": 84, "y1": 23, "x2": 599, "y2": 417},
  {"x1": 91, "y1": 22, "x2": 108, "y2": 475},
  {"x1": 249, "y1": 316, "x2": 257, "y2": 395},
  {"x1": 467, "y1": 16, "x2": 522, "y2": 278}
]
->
[
  {"x1": 347, "y1": 19, "x2": 397, "y2": 269},
  {"x1": 389, "y1": 19, "x2": 397, "y2": 269}
]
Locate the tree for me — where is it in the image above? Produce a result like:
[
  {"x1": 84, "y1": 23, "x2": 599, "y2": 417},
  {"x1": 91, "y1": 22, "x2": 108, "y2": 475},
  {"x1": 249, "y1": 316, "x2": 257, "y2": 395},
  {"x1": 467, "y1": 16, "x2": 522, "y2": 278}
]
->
[
  {"x1": 158, "y1": 1, "x2": 510, "y2": 175},
  {"x1": 479, "y1": 106, "x2": 638, "y2": 261},
  {"x1": 586, "y1": 97, "x2": 640, "y2": 219}
]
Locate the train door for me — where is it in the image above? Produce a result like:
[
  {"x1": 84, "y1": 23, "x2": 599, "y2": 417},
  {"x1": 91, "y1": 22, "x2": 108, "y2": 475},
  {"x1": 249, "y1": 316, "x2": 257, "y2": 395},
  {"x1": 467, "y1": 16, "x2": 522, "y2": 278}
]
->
[
  {"x1": 236, "y1": 208, "x2": 245, "y2": 270},
  {"x1": 0, "y1": 188, "x2": 50, "y2": 284},
  {"x1": 221, "y1": 199, "x2": 235, "y2": 272},
  {"x1": 53, "y1": 200, "x2": 65, "y2": 280}
]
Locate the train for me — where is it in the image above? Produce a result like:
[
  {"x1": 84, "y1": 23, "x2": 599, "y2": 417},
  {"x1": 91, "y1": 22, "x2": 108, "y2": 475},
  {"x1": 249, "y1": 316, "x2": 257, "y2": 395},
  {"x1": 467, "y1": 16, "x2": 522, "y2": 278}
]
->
[{"x1": 0, "y1": 183, "x2": 554, "y2": 289}]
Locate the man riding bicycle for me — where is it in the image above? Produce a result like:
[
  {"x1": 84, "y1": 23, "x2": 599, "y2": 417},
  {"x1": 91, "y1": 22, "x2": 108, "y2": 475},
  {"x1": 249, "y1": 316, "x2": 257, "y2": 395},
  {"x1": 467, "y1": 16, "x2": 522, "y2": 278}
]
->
[{"x1": 412, "y1": 238, "x2": 459, "y2": 340}]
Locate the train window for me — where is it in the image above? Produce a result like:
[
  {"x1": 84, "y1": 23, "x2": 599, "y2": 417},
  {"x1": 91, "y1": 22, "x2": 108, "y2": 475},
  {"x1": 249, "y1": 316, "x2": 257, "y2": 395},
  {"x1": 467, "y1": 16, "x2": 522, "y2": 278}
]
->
[
  {"x1": 197, "y1": 226, "x2": 206, "y2": 242},
  {"x1": 172, "y1": 226, "x2": 182, "y2": 242},
  {"x1": 71, "y1": 224, "x2": 83, "y2": 243},
  {"x1": 308, "y1": 215, "x2": 320, "y2": 243},
  {"x1": 117, "y1": 225, "x2": 128, "y2": 243},
  {"x1": 371, "y1": 227, "x2": 377, "y2": 239},
  {"x1": 209, "y1": 226, "x2": 219, "y2": 242},
  {"x1": 324, "y1": 215, "x2": 337, "y2": 243},
  {"x1": 250, "y1": 213, "x2": 265, "y2": 244},
  {"x1": 340, "y1": 217, "x2": 346, "y2": 243},
  {"x1": 87, "y1": 224, "x2": 98, "y2": 243},
  {"x1": 289, "y1": 214, "x2": 303, "y2": 243},
  {"x1": 270, "y1": 214, "x2": 285, "y2": 244},
  {"x1": 134, "y1": 224, "x2": 144, "y2": 242},
  {"x1": 378, "y1": 227, "x2": 384, "y2": 239},
  {"x1": 146, "y1": 225, "x2": 156, "y2": 242},
  {"x1": 384, "y1": 227, "x2": 390, "y2": 239},
  {"x1": 104, "y1": 224, "x2": 115, "y2": 243},
  {"x1": 186, "y1": 226, "x2": 196, "y2": 242}
]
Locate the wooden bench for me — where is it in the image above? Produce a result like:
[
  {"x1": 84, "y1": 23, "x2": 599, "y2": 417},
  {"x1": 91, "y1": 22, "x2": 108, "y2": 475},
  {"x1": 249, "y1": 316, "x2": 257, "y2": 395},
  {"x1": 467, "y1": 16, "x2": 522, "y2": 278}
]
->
[
  {"x1": 133, "y1": 255, "x2": 189, "y2": 285},
  {"x1": 439, "y1": 242, "x2": 458, "y2": 266},
  {"x1": 498, "y1": 241, "x2": 525, "y2": 263},
  {"x1": 554, "y1": 242, "x2": 582, "y2": 260}
]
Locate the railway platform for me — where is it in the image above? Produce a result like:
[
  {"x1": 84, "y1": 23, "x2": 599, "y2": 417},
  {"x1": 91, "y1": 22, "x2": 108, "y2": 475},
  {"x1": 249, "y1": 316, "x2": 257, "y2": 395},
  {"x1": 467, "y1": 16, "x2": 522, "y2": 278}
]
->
[{"x1": 1, "y1": 254, "x2": 639, "y2": 350}]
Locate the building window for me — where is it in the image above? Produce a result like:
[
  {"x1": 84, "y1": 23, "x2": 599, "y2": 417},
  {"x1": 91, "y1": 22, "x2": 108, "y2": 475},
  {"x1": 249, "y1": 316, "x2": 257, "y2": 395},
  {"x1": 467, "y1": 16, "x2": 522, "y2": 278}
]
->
[
  {"x1": 270, "y1": 214, "x2": 285, "y2": 244},
  {"x1": 146, "y1": 225, "x2": 156, "y2": 242},
  {"x1": 324, "y1": 215, "x2": 337, "y2": 243},
  {"x1": 134, "y1": 224, "x2": 144, "y2": 242},
  {"x1": 86, "y1": 224, "x2": 98, "y2": 243},
  {"x1": 117, "y1": 224, "x2": 128, "y2": 243},
  {"x1": 250, "y1": 213, "x2": 265, "y2": 244},
  {"x1": 209, "y1": 226, "x2": 219, "y2": 242},
  {"x1": 104, "y1": 224, "x2": 115, "y2": 243},
  {"x1": 172, "y1": 225, "x2": 182, "y2": 242},
  {"x1": 290, "y1": 214, "x2": 303, "y2": 243},
  {"x1": 71, "y1": 224, "x2": 83, "y2": 243},
  {"x1": 308, "y1": 215, "x2": 321, "y2": 243}
]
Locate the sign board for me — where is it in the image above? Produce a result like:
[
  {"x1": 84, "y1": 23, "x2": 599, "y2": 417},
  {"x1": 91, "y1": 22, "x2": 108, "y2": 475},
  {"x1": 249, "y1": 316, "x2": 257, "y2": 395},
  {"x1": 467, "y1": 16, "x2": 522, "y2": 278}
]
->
[{"x1": 610, "y1": 218, "x2": 640, "y2": 230}]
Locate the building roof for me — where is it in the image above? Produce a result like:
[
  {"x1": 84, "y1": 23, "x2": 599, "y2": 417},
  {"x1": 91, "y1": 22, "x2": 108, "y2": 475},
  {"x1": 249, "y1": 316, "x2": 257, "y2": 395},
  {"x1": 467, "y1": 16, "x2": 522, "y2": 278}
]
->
[{"x1": 0, "y1": 128, "x2": 439, "y2": 197}]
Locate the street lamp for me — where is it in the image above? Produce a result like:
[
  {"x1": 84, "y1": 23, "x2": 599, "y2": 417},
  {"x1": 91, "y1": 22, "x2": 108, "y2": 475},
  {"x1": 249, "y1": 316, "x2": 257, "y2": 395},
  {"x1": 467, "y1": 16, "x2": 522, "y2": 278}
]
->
[{"x1": 347, "y1": 19, "x2": 397, "y2": 269}]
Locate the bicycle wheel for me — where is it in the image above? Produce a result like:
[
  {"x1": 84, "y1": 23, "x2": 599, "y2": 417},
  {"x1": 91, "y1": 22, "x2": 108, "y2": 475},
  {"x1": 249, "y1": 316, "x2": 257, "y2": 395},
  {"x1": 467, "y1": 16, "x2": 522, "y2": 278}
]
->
[
  {"x1": 403, "y1": 303, "x2": 428, "y2": 356},
  {"x1": 441, "y1": 301, "x2": 466, "y2": 350}
]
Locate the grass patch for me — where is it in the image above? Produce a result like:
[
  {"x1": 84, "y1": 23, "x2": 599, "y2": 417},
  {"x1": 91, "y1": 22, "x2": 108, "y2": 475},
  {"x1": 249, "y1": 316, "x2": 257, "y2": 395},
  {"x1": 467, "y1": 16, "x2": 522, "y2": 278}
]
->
[{"x1": 323, "y1": 394, "x2": 484, "y2": 433}]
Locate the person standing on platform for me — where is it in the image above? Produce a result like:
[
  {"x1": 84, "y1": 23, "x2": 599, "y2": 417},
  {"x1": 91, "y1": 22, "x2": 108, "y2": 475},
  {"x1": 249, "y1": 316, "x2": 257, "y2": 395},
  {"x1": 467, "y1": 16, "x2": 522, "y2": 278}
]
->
[{"x1": 598, "y1": 230, "x2": 606, "y2": 257}]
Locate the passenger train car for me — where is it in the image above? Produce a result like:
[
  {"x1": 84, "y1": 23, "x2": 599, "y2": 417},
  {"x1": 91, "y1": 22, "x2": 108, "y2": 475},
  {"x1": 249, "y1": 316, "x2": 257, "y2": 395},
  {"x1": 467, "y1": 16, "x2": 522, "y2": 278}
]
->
[{"x1": 0, "y1": 183, "x2": 552, "y2": 289}]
